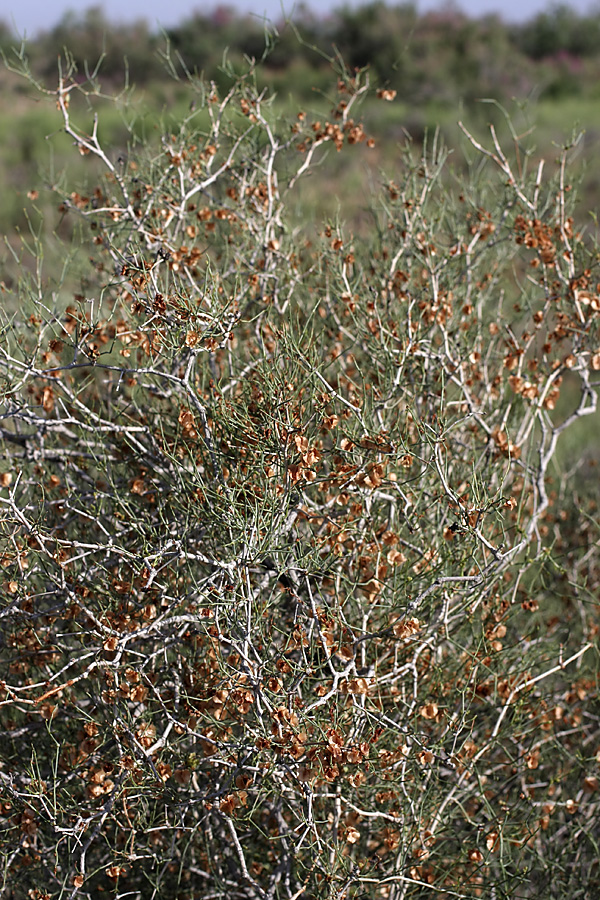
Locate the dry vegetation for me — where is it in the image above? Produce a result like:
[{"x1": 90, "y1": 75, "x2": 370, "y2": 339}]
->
[{"x1": 1, "y1": 48, "x2": 600, "y2": 900}]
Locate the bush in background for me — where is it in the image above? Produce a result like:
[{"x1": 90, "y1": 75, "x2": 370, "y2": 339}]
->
[{"x1": 1, "y1": 49, "x2": 600, "y2": 900}]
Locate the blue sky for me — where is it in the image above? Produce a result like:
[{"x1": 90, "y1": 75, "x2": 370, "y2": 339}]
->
[{"x1": 4, "y1": 0, "x2": 600, "y2": 37}]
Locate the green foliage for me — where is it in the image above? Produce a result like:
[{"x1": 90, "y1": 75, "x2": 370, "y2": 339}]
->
[
  {"x1": 6, "y1": 2, "x2": 600, "y2": 102},
  {"x1": 1, "y1": 47, "x2": 600, "y2": 900},
  {"x1": 30, "y1": 6, "x2": 165, "y2": 85},
  {"x1": 513, "y1": 3, "x2": 600, "y2": 60}
]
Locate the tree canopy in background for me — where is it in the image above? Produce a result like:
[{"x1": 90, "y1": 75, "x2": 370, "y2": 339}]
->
[{"x1": 4, "y1": 3, "x2": 600, "y2": 103}]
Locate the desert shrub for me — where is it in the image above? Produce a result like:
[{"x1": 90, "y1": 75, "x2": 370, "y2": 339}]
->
[{"x1": 1, "y1": 48, "x2": 600, "y2": 900}]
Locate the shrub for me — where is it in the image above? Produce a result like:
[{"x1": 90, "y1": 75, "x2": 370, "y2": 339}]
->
[{"x1": 1, "y1": 48, "x2": 600, "y2": 900}]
